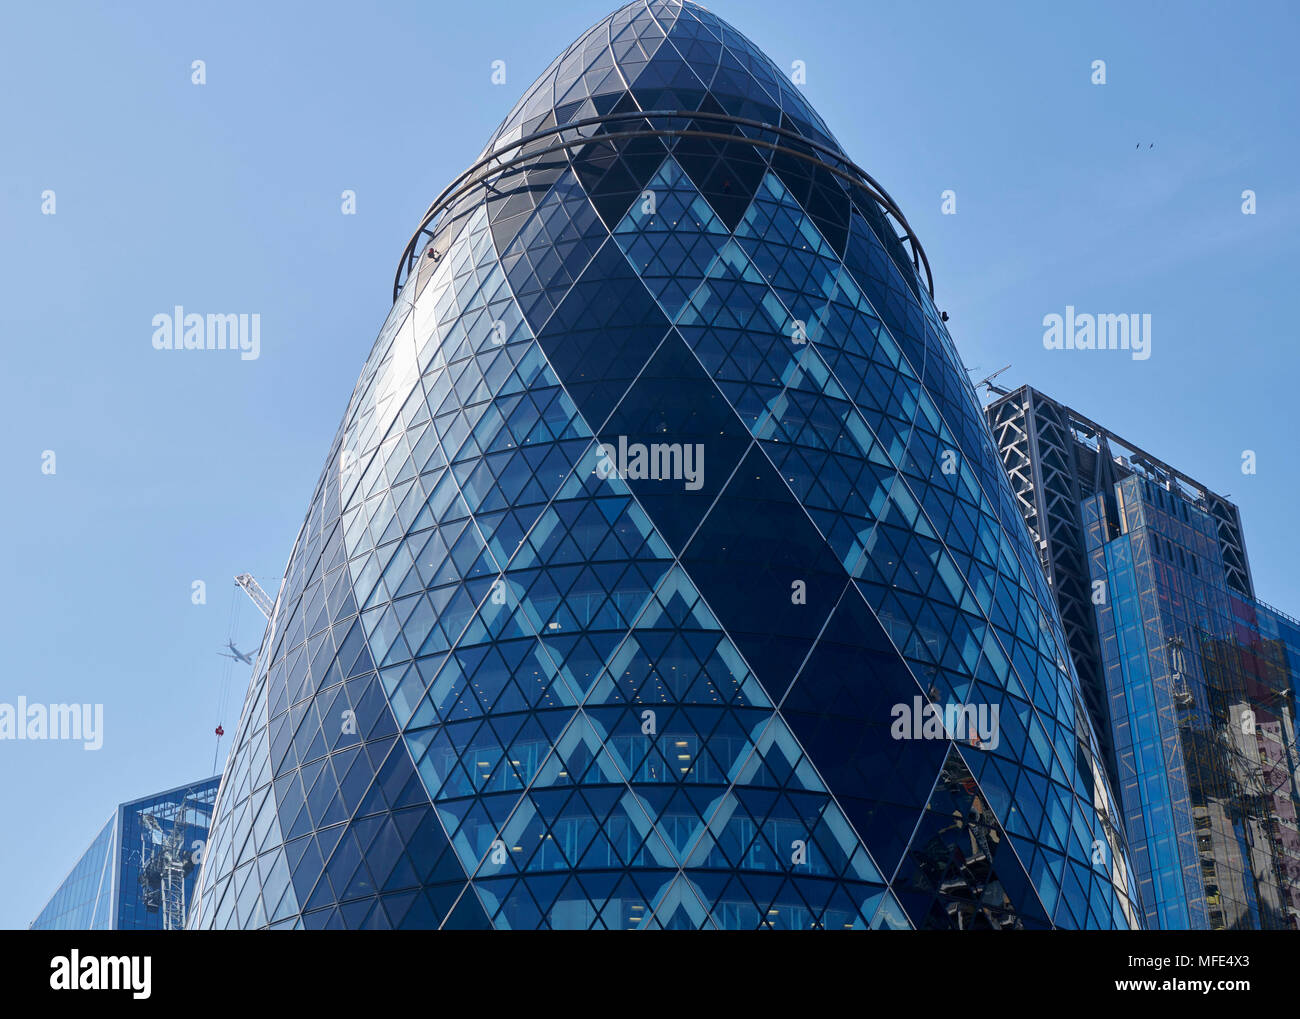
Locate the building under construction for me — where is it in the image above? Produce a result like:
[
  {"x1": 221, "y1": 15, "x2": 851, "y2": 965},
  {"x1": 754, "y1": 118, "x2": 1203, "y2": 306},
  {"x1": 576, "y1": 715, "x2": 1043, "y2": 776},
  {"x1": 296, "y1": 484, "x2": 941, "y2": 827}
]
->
[
  {"x1": 29, "y1": 776, "x2": 219, "y2": 930},
  {"x1": 986, "y1": 384, "x2": 1300, "y2": 930}
]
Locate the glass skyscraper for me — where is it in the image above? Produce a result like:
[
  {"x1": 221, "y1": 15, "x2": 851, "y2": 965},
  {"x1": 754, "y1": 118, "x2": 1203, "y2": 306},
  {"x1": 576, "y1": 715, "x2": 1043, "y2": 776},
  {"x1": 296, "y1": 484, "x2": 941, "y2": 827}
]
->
[
  {"x1": 988, "y1": 384, "x2": 1300, "y2": 929},
  {"x1": 190, "y1": 0, "x2": 1139, "y2": 930},
  {"x1": 1231, "y1": 596, "x2": 1300, "y2": 918},
  {"x1": 30, "y1": 776, "x2": 219, "y2": 931}
]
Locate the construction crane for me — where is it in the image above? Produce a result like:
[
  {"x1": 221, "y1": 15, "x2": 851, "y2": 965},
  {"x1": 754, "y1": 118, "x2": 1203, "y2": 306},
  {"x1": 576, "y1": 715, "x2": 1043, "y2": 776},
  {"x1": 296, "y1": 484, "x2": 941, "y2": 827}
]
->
[
  {"x1": 137, "y1": 800, "x2": 199, "y2": 931},
  {"x1": 971, "y1": 364, "x2": 1012, "y2": 398},
  {"x1": 234, "y1": 573, "x2": 275, "y2": 621},
  {"x1": 213, "y1": 574, "x2": 275, "y2": 772}
]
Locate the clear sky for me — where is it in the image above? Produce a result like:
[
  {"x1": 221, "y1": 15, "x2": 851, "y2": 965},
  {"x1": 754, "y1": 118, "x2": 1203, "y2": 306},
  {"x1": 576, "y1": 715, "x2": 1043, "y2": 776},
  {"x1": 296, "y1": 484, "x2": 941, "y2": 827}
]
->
[{"x1": 1, "y1": 0, "x2": 1297, "y2": 929}]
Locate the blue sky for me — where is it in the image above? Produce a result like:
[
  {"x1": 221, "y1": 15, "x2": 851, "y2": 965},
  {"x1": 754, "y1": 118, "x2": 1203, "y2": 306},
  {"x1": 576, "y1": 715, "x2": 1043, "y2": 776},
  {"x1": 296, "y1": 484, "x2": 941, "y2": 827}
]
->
[{"x1": 1, "y1": 0, "x2": 1297, "y2": 929}]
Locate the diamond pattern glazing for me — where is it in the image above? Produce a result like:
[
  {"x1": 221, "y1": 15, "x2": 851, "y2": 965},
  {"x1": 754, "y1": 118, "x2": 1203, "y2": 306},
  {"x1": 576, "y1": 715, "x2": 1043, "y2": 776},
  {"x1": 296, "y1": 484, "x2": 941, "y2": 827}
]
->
[{"x1": 190, "y1": 0, "x2": 1140, "y2": 930}]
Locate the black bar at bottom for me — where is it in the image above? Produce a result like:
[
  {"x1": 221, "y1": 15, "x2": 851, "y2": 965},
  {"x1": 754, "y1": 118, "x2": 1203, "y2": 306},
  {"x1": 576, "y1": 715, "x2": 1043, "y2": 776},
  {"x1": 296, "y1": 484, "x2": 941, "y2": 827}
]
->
[{"x1": 0, "y1": 930, "x2": 1285, "y2": 1008}]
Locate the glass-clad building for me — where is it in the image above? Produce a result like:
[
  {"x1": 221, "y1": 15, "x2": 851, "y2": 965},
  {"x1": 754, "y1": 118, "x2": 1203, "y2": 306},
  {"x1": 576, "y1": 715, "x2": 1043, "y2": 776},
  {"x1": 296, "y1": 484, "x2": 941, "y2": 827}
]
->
[
  {"x1": 191, "y1": 0, "x2": 1139, "y2": 930},
  {"x1": 1230, "y1": 596, "x2": 1300, "y2": 919},
  {"x1": 988, "y1": 384, "x2": 1300, "y2": 929},
  {"x1": 30, "y1": 776, "x2": 219, "y2": 930}
]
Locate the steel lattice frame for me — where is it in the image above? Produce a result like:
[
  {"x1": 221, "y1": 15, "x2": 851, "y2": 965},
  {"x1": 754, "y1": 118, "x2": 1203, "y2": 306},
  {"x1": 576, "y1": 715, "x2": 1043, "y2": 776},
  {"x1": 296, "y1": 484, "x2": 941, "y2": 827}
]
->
[
  {"x1": 985, "y1": 384, "x2": 1260, "y2": 786},
  {"x1": 986, "y1": 388, "x2": 1116, "y2": 776},
  {"x1": 393, "y1": 109, "x2": 934, "y2": 302}
]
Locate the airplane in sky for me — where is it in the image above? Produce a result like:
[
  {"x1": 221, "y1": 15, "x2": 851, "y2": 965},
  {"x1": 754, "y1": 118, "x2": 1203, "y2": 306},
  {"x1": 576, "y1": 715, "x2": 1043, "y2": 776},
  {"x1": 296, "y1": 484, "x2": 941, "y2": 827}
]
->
[{"x1": 217, "y1": 641, "x2": 255, "y2": 666}]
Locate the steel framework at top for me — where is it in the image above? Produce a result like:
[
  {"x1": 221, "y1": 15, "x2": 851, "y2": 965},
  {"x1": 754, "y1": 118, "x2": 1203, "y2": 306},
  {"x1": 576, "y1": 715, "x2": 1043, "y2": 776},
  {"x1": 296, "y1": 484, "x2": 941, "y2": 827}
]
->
[{"x1": 392, "y1": 109, "x2": 935, "y2": 303}]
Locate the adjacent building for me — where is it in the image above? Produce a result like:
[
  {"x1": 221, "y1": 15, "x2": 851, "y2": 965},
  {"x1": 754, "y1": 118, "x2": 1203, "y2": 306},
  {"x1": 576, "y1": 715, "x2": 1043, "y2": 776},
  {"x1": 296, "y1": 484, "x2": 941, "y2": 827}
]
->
[
  {"x1": 189, "y1": 1, "x2": 1140, "y2": 930},
  {"x1": 29, "y1": 776, "x2": 220, "y2": 930},
  {"x1": 987, "y1": 384, "x2": 1300, "y2": 929}
]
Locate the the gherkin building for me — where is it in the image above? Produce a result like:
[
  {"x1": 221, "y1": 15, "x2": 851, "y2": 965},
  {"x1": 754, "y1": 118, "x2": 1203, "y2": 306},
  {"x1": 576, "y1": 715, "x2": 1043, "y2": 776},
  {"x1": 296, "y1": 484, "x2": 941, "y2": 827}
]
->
[{"x1": 191, "y1": 0, "x2": 1141, "y2": 930}]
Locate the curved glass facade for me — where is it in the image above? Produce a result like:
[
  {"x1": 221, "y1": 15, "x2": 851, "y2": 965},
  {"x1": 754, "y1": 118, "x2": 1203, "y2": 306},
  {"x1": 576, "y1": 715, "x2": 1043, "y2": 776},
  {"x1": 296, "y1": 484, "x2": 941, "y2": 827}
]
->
[{"x1": 191, "y1": 0, "x2": 1140, "y2": 930}]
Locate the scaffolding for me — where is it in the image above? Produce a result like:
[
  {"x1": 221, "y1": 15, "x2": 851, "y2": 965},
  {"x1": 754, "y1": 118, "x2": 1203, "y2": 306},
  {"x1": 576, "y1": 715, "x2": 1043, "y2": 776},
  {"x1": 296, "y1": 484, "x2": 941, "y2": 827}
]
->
[{"x1": 137, "y1": 797, "x2": 200, "y2": 931}]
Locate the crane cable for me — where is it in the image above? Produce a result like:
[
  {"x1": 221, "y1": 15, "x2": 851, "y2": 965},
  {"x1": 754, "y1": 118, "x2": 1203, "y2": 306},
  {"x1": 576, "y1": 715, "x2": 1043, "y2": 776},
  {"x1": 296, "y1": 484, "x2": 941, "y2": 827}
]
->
[{"x1": 212, "y1": 586, "x2": 243, "y2": 774}]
